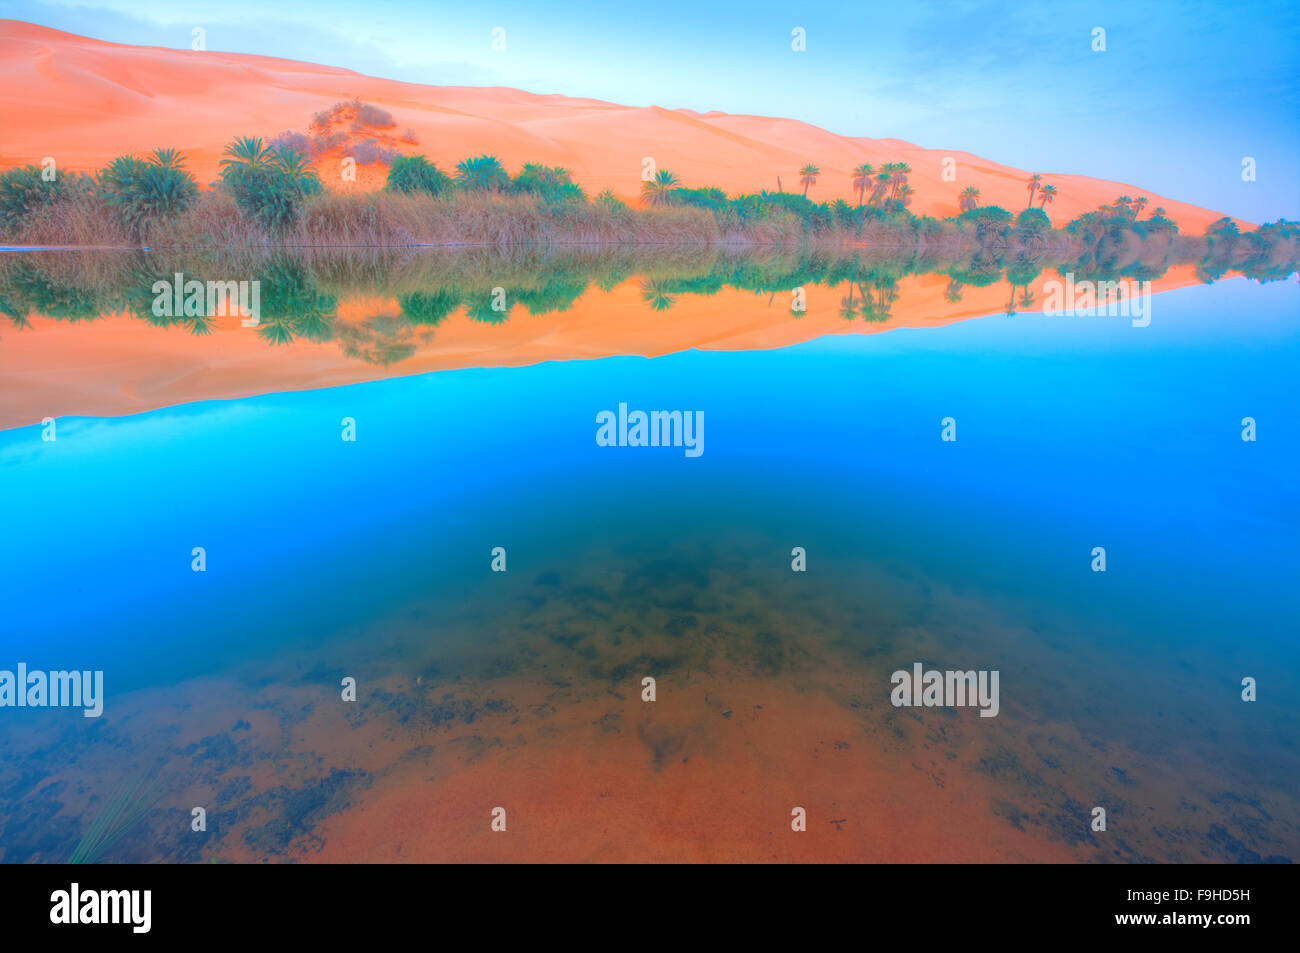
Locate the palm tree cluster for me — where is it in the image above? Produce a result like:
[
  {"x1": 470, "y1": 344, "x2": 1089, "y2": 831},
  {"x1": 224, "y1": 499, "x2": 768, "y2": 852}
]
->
[
  {"x1": 1103, "y1": 195, "x2": 1151, "y2": 220},
  {"x1": 384, "y1": 154, "x2": 584, "y2": 204},
  {"x1": 97, "y1": 148, "x2": 198, "y2": 236},
  {"x1": 219, "y1": 136, "x2": 323, "y2": 231},
  {"x1": 1025, "y1": 174, "x2": 1059, "y2": 211}
]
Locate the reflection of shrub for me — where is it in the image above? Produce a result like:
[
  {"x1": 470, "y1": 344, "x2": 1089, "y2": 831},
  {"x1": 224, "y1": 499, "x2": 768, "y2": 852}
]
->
[
  {"x1": 0, "y1": 165, "x2": 68, "y2": 230},
  {"x1": 385, "y1": 155, "x2": 451, "y2": 196},
  {"x1": 399, "y1": 289, "x2": 460, "y2": 325},
  {"x1": 1, "y1": 261, "x2": 104, "y2": 321}
]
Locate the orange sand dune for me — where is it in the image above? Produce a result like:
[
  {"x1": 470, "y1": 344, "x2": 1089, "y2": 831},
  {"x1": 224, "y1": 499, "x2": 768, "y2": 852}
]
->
[
  {"x1": 0, "y1": 20, "x2": 1239, "y2": 229},
  {"x1": 0, "y1": 267, "x2": 1205, "y2": 430}
]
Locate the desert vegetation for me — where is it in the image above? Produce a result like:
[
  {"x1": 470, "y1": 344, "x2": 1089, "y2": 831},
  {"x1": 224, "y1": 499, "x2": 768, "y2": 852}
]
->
[{"x1": 0, "y1": 100, "x2": 1296, "y2": 276}]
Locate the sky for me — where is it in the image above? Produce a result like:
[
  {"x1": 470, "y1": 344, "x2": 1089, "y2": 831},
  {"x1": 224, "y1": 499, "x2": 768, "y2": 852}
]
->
[{"x1": 8, "y1": 0, "x2": 1299, "y2": 221}]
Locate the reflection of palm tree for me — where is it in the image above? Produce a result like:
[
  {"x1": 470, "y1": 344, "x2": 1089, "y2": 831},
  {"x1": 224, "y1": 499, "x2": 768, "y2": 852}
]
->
[
  {"x1": 467, "y1": 296, "x2": 509, "y2": 323},
  {"x1": 638, "y1": 278, "x2": 677, "y2": 311},
  {"x1": 944, "y1": 278, "x2": 964, "y2": 303},
  {"x1": 838, "y1": 281, "x2": 858, "y2": 321},
  {"x1": 244, "y1": 257, "x2": 339, "y2": 345},
  {"x1": 338, "y1": 313, "x2": 420, "y2": 365},
  {"x1": 799, "y1": 164, "x2": 821, "y2": 197},
  {"x1": 860, "y1": 277, "x2": 896, "y2": 321},
  {"x1": 187, "y1": 313, "x2": 215, "y2": 336},
  {"x1": 256, "y1": 318, "x2": 295, "y2": 345},
  {"x1": 640, "y1": 169, "x2": 680, "y2": 207},
  {"x1": 851, "y1": 163, "x2": 874, "y2": 205}
]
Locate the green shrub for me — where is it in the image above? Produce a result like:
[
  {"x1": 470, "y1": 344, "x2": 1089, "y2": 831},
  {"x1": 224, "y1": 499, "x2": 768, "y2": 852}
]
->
[
  {"x1": 0, "y1": 165, "x2": 67, "y2": 230},
  {"x1": 386, "y1": 155, "x2": 451, "y2": 196},
  {"x1": 511, "y1": 163, "x2": 585, "y2": 204}
]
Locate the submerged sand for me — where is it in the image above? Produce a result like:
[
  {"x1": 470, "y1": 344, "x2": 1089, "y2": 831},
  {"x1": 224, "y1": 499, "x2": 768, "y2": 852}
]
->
[{"x1": 1, "y1": 540, "x2": 1293, "y2": 863}]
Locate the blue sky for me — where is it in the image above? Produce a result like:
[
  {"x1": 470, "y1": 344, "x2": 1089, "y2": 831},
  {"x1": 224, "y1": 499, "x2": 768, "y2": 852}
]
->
[{"x1": 10, "y1": 0, "x2": 1299, "y2": 220}]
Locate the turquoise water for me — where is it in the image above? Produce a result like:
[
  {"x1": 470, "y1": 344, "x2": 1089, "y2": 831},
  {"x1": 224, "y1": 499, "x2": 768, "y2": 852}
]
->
[
  {"x1": 0, "y1": 272, "x2": 1296, "y2": 861},
  {"x1": 3, "y1": 277, "x2": 1295, "y2": 670}
]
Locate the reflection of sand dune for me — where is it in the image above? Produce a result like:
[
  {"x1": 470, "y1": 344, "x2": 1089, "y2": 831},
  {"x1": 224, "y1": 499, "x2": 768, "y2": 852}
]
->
[
  {"x1": 0, "y1": 266, "x2": 1206, "y2": 430},
  {"x1": 0, "y1": 20, "x2": 1239, "y2": 229}
]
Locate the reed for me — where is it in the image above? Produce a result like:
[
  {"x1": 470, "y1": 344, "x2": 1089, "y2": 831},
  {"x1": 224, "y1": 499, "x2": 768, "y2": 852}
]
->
[{"x1": 68, "y1": 764, "x2": 168, "y2": 864}]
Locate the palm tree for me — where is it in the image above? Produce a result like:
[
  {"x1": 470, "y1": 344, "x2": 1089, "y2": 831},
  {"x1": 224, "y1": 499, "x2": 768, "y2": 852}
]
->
[
  {"x1": 851, "y1": 163, "x2": 875, "y2": 205},
  {"x1": 454, "y1": 155, "x2": 509, "y2": 191},
  {"x1": 884, "y1": 162, "x2": 911, "y2": 202},
  {"x1": 149, "y1": 148, "x2": 186, "y2": 171},
  {"x1": 896, "y1": 184, "x2": 915, "y2": 209},
  {"x1": 959, "y1": 186, "x2": 981, "y2": 212},
  {"x1": 1132, "y1": 196, "x2": 1149, "y2": 219},
  {"x1": 1037, "y1": 183, "x2": 1058, "y2": 210},
  {"x1": 1026, "y1": 173, "x2": 1042, "y2": 208},
  {"x1": 869, "y1": 171, "x2": 891, "y2": 206},
  {"x1": 799, "y1": 163, "x2": 821, "y2": 197},
  {"x1": 640, "y1": 169, "x2": 680, "y2": 207},
  {"x1": 272, "y1": 147, "x2": 322, "y2": 194},
  {"x1": 1115, "y1": 195, "x2": 1134, "y2": 218},
  {"x1": 219, "y1": 137, "x2": 273, "y2": 174}
]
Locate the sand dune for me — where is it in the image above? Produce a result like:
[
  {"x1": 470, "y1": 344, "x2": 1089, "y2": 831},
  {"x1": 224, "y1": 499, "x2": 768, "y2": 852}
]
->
[{"x1": 0, "y1": 19, "x2": 1239, "y2": 229}]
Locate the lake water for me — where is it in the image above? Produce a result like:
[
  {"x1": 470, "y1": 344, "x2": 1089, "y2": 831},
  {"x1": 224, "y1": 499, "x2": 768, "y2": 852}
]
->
[{"x1": 0, "y1": 251, "x2": 1296, "y2": 863}]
